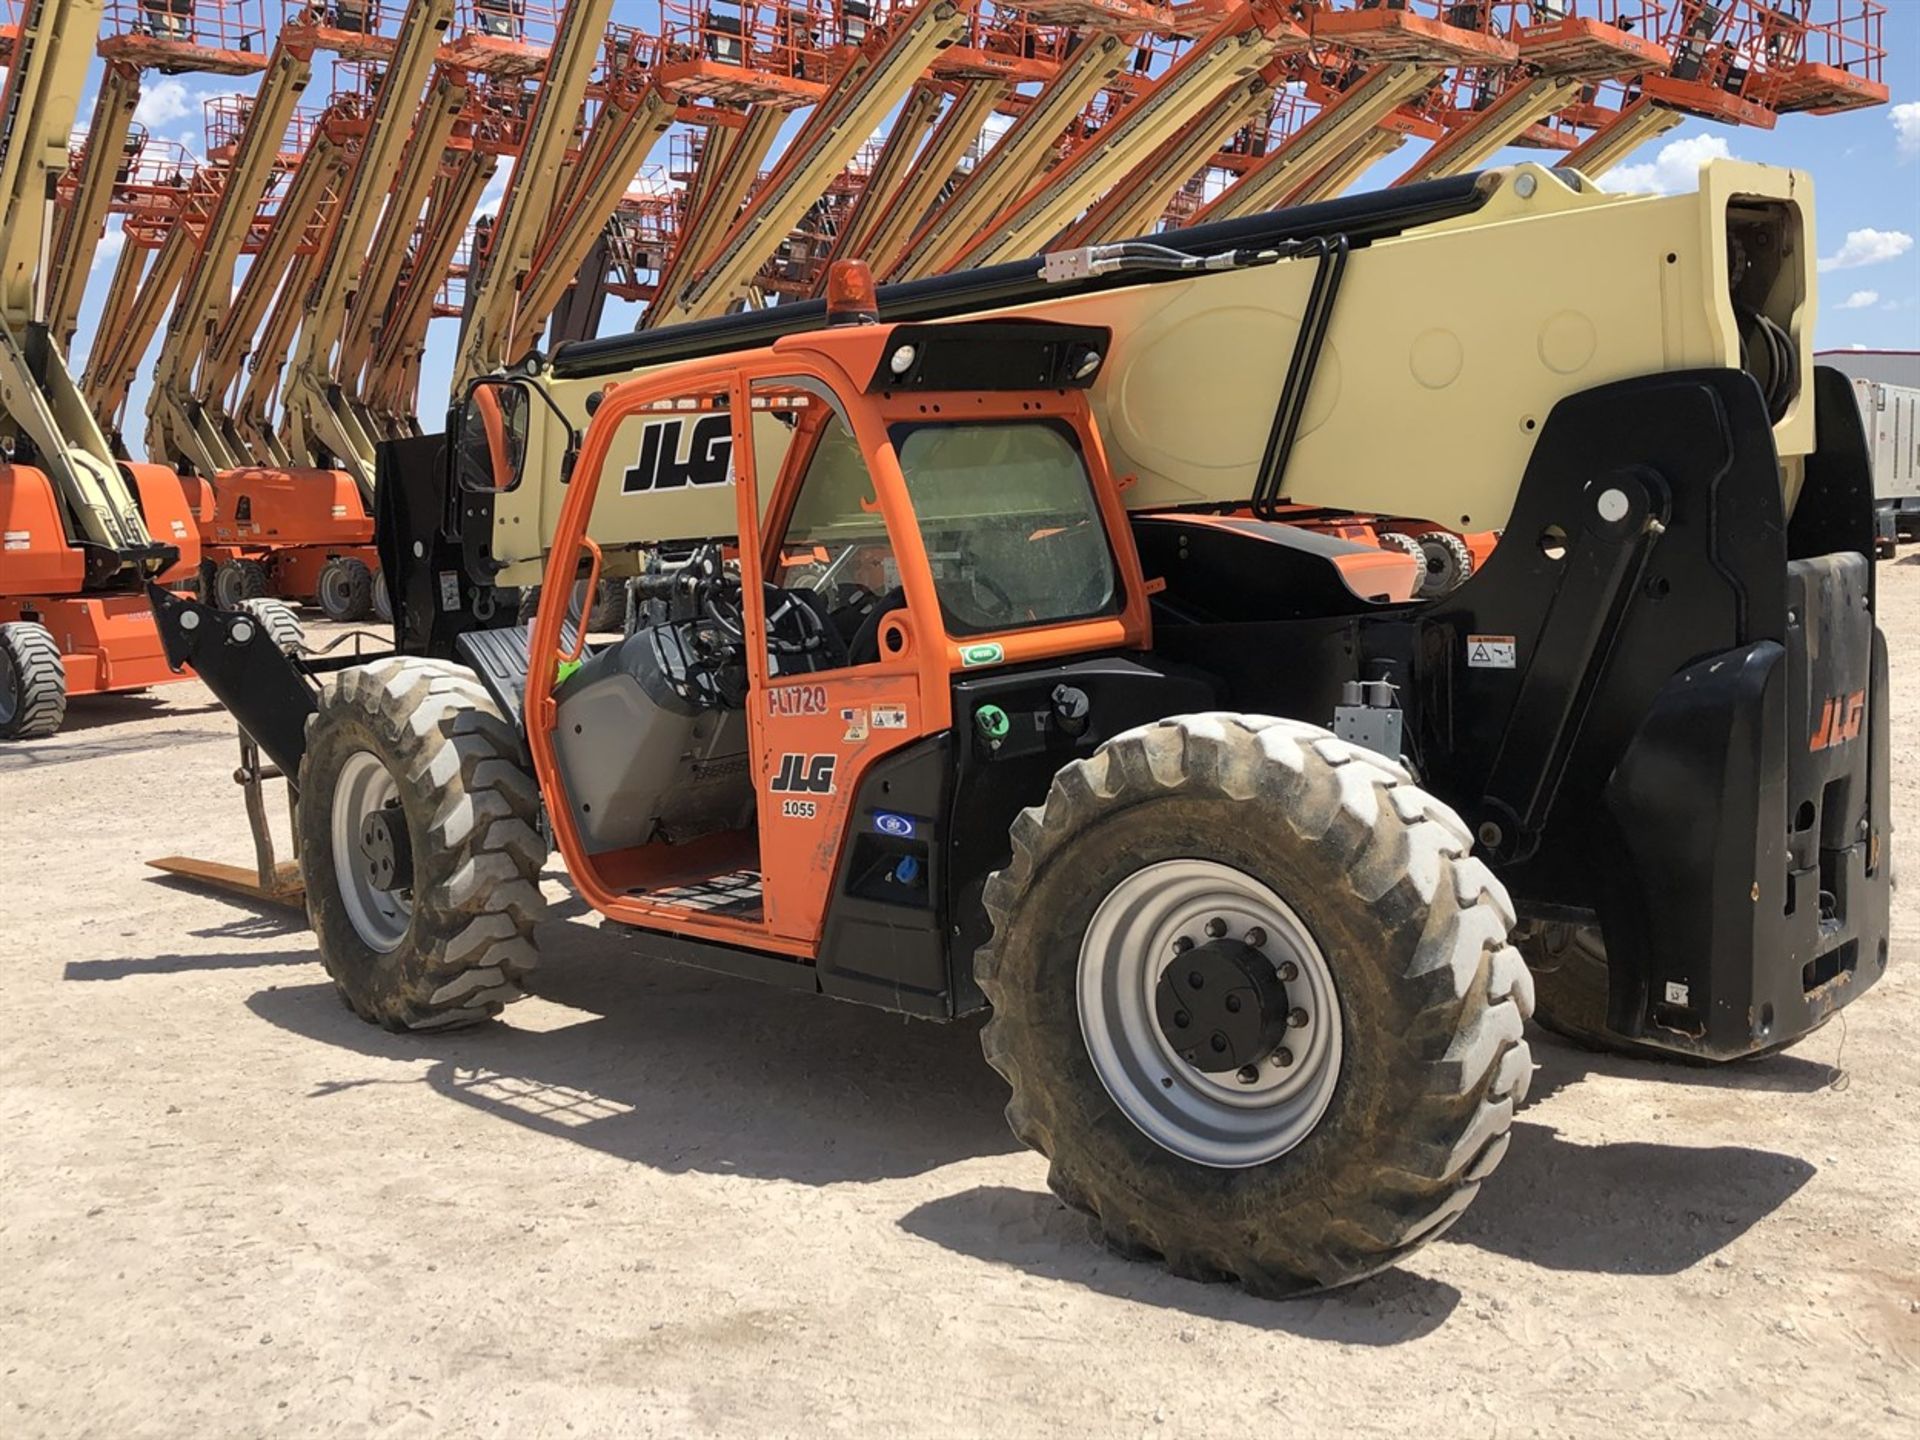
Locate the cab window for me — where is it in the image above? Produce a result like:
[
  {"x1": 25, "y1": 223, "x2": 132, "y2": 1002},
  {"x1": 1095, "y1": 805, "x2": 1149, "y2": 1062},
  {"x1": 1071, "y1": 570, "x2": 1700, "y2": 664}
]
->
[
  {"x1": 772, "y1": 409, "x2": 900, "y2": 669},
  {"x1": 892, "y1": 421, "x2": 1120, "y2": 637}
]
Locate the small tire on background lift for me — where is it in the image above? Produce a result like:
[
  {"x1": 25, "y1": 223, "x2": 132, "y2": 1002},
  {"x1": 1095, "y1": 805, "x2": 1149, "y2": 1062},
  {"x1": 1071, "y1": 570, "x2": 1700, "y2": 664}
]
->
[
  {"x1": 1414, "y1": 531, "x2": 1475, "y2": 597},
  {"x1": 297, "y1": 657, "x2": 546, "y2": 1031},
  {"x1": 212, "y1": 558, "x2": 270, "y2": 610},
  {"x1": 976, "y1": 713, "x2": 1534, "y2": 1297},
  {"x1": 316, "y1": 556, "x2": 374, "y2": 622},
  {"x1": 371, "y1": 570, "x2": 393, "y2": 624},
  {"x1": 0, "y1": 622, "x2": 68, "y2": 740},
  {"x1": 235, "y1": 597, "x2": 305, "y2": 655}
]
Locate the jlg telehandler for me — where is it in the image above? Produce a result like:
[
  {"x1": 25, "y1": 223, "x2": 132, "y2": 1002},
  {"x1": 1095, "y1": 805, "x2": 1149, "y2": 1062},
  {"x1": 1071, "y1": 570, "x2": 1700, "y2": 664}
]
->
[{"x1": 153, "y1": 160, "x2": 1891, "y2": 1295}]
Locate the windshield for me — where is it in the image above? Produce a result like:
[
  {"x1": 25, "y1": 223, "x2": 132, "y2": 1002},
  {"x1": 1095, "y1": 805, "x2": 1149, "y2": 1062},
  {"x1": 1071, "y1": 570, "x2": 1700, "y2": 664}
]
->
[{"x1": 892, "y1": 421, "x2": 1120, "y2": 637}]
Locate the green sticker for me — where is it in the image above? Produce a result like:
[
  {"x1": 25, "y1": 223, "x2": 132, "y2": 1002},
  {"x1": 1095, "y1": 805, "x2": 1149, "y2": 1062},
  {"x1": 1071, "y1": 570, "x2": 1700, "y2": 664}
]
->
[
  {"x1": 556, "y1": 658, "x2": 583, "y2": 687},
  {"x1": 960, "y1": 642, "x2": 1004, "y2": 668}
]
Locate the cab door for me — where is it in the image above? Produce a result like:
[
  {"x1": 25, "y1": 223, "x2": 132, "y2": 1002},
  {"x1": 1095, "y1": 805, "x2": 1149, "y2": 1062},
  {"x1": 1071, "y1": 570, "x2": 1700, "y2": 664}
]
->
[{"x1": 736, "y1": 376, "x2": 944, "y2": 948}]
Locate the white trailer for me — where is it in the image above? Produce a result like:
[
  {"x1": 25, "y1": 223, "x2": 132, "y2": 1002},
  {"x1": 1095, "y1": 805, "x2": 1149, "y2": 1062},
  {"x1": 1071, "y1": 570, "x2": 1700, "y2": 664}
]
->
[{"x1": 1853, "y1": 377, "x2": 1920, "y2": 552}]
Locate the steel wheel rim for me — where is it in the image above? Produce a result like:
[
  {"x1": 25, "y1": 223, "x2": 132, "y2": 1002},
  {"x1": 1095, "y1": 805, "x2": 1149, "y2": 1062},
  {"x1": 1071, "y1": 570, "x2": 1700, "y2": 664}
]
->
[
  {"x1": 331, "y1": 750, "x2": 412, "y2": 952},
  {"x1": 1078, "y1": 859, "x2": 1343, "y2": 1168},
  {"x1": 320, "y1": 567, "x2": 350, "y2": 612}
]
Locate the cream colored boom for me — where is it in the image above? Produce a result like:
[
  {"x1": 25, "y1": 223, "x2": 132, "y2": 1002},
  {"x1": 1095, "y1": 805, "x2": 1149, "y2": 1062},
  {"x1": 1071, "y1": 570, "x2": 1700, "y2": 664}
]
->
[
  {"x1": 146, "y1": 34, "x2": 318, "y2": 478},
  {"x1": 0, "y1": 0, "x2": 158, "y2": 569},
  {"x1": 653, "y1": 0, "x2": 969, "y2": 325},
  {"x1": 951, "y1": 15, "x2": 1306, "y2": 270},
  {"x1": 44, "y1": 58, "x2": 138, "y2": 351},
  {"x1": 280, "y1": 0, "x2": 459, "y2": 498},
  {"x1": 853, "y1": 78, "x2": 1007, "y2": 283},
  {"x1": 451, "y1": 0, "x2": 617, "y2": 393},
  {"x1": 886, "y1": 29, "x2": 1128, "y2": 282},
  {"x1": 486, "y1": 162, "x2": 1817, "y2": 590}
]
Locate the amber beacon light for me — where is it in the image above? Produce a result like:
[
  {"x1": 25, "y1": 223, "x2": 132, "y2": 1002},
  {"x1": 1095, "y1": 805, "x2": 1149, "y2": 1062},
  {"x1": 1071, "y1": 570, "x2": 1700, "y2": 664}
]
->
[{"x1": 824, "y1": 260, "x2": 880, "y2": 326}]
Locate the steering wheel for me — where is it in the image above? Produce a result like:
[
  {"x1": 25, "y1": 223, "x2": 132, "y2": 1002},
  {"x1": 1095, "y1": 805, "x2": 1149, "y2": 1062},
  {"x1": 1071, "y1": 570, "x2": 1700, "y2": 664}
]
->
[{"x1": 702, "y1": 578, "x2": 847, "y2": 666}]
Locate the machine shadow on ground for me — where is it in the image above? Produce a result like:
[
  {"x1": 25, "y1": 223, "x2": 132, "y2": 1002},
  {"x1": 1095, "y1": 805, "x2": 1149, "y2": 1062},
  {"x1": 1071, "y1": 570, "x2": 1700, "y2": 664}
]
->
[{"x1": 74, "y1": 892, "x2": 1819, "y2": 1328}]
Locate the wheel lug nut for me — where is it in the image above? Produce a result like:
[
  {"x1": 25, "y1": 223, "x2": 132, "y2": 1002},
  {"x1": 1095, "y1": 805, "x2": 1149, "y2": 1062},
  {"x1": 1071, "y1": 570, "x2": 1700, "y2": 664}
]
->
[
  {"x1": 1272, "y1": 1048, "x2": 1294, "y2": 1067},
  {"x1": 1288, "y1": 1007, "x2": 1309, "y2": 1029},
  {"x1": 1245, "y1": 927, "x2": 1266, "y2": 947},
  {"x1": 1236, "y1": 1065, "x2": 1260, "y2": 1085},
  {"x1": 1224, "y1": 994, "x2": 1242, "y2": 1013},
  {"x1": 1205, "y1": 917, "x2": 1227, "y2": 938},
  {"x1": 1172, "y1": 936, "x2": 1194, "y2": 954},
  {"x1": 1277, "y1": 961, "x2": 1299, "y2": 983}
]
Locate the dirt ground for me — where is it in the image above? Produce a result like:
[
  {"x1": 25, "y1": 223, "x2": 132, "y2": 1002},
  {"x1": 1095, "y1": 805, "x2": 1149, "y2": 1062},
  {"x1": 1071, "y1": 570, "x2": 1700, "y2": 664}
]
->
[{"x1": 3, "y1": 570, "x2": 1918, "y2": 1440}]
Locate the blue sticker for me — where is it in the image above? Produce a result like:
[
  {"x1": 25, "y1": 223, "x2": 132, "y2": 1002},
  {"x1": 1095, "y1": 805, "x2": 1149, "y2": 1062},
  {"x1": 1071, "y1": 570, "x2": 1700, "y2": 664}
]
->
[{"x1": 874, "y1": 811, "x2": 916, "y2": 839}]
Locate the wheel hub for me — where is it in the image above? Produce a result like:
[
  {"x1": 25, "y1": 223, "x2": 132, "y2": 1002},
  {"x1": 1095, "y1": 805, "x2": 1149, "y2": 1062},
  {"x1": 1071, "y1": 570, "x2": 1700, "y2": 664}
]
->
[
  {"x1": 1154, "y1": 939, "x2": 1289, "y2": 1074},
  {"x1": 1077, "y1": 859, "x2": 1344, "y2": 1168},
  {"x1": 359, "y1": 804, "x2": 413, "y2": 894}
]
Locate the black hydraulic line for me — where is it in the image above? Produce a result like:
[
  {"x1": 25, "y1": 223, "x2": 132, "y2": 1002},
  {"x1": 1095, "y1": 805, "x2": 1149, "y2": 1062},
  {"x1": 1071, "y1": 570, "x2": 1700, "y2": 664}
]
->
[
  {"x1": 1251, "y1": 235, "x2": 1349, "y2": 521},
  {"x1": 551, "y1": 172, "x2": 1496, "y2": 380}
]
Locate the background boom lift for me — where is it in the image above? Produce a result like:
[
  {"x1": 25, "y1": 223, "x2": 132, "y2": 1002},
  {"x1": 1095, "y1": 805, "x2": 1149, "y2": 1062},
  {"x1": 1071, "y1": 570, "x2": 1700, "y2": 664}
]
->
[{"x1": 0, "y1": 0, "x2": 201, "y2": 738}]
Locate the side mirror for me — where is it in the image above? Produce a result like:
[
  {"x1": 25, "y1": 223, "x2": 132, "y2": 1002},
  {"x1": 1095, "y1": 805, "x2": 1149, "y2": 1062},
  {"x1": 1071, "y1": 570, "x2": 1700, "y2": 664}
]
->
[
  {"x1": 454, "y1": 376, "x2": 581, "y2": 494},
  {"x1": 456, "y1": 378, "x2": 531, "y2": 494}
]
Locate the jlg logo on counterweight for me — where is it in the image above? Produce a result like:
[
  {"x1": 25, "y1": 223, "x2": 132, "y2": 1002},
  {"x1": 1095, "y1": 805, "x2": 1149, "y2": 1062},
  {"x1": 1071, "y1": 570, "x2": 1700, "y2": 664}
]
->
[
  {"x1": 1809, "y1": 690, "x2": 1866, "y2": 752},
  {"x1": 621, "y1": 414, "x2": 733, "y2": 493},
  {"x1": 770, "y1": 753, "x2": 836, "y2": 794}
]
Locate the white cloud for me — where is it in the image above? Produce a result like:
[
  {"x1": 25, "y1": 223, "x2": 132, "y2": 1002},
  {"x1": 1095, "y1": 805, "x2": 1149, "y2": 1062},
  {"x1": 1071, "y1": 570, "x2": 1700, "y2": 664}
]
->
[
  {"x1": 1601, "y1": 132, "x2": 1735, "y2": 196},
  {"x1": 1818, "y1": 228, "x2": 1915, "y2": 272},
  {"x1": 134, "y1": 78, "x2": 193, "y2": 127},
  {"x1": 1836, "y1": 289, "x2": 1880, "y2": 310},
  {"x1": 1894, "y1": 101, "x2": 1920, "y2": 160},
  {"x1": 90, "y1": 220, "x2": 125, "y2": 272}
]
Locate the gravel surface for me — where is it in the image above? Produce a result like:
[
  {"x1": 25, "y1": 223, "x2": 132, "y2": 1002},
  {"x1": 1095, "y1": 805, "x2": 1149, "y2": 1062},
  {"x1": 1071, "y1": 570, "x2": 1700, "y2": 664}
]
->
[{"x1": 2, "y1": 575, "x2": 1917, "y2": 1438}]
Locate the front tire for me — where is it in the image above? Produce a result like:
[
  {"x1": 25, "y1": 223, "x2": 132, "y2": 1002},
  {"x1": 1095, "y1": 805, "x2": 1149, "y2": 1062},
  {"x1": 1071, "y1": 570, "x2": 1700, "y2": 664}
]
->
[
  {"x1": 297, "y1": 657, "x2": 546, "y2": 1030},
  {"x1": 976, "y1": 714, "x2": 1533, "y2": 1296},
  {"x1": 0, "y1": 622, "x2": 67, "y2": 740},
  {"x1": 236, "y1": 597, "x2": 305, "y2": 654}
]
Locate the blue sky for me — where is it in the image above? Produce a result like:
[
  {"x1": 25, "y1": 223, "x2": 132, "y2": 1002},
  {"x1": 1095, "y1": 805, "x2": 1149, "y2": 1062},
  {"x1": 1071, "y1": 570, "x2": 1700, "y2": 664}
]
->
[{"x1": 46, "y1": 1, "x2": 1920, "y2": 461}]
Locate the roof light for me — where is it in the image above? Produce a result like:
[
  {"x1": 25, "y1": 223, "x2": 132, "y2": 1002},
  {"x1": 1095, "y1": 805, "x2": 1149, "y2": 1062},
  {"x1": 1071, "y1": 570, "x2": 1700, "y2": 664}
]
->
[
  {"x1": 888, "y1": 344, "x2": 917, "y2": 376},
  {"x1": 825, "y1": 260, "x2": 880, "y2": 326},
  {"x1": 1073, "y1": 348, "x2": 1103, "y2": 380}
]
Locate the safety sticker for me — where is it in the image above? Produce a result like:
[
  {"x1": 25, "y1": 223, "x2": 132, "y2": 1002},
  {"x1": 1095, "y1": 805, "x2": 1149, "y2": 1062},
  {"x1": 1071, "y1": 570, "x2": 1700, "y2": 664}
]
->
[
  {"x1": 170, "y1": 520, "x2": 188, "y2": 539},
  {"x1": 1466, "y1": 635, "x2": 1516, "y2": 670},
  {"x1": 874, "y1": 812, "x2": 916, "y2": 839},
  {"x1": 960, "y1": 642, "x2": 1004, "y2": 669},
  {"x1": 1663, "y1": 981, "x2": 1691, "y2": 1007},
  {"x1": 438, "y1": 571, "x2": 462, "y2": 612},
  {"x1": 872, "y1": 704, "x2": 908, "y2": 730},
  {"x1": 3, "y1": 530, "x2": 29, "y2": 551},
  {"x1": 842, "y1": 706, "x2": 869, "y2": 742}
]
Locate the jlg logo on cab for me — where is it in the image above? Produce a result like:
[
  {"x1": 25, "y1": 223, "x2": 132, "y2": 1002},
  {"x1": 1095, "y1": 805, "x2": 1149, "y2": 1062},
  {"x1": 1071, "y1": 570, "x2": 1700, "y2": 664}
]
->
[{"x1": 1810, "y1": 690, "x2": 1866, "y2": 752}]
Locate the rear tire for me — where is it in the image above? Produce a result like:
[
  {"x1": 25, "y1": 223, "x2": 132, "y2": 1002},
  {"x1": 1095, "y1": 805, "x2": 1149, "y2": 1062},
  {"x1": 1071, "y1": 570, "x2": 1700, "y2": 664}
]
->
[
  {"x1": 297, "y1": 657, "x2": 546, "y2": 1031},
  {"x1": 212, "y1": 558, "x2": 269, "y2": 610},
  {"x1": 371, "y1": 570, "x2": 392, "y2": 624},
  {"x1": 519, "y1": 578, "x2": 624, "y2": 632},
  {"x1": 0, "y1": 622, "x2": 67, "y2": 740},
  {"x1": 976, "y1": 714, "x2": 1533, "y2": 1296},
  {"x1": 316, "y1": 556, "x2": 374, "y2": 622}
]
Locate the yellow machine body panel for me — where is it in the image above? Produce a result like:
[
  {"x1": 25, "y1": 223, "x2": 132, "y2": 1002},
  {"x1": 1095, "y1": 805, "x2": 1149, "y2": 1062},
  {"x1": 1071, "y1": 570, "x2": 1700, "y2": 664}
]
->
[{"x1": 486, "y1": 160, "x2": 1814, "y2": 585}]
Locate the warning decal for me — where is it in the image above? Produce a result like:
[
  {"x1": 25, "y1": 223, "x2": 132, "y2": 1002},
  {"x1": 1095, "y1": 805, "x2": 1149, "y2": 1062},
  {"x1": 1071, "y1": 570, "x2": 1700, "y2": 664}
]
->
[{"x1": 1467, "y1": 635, "x2": 1517, "y2": 670}]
